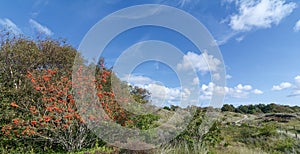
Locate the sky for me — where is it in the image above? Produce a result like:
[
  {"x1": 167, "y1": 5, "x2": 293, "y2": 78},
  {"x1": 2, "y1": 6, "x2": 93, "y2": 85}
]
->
[{"x1": 1, "y1": 0, "x2": 300, "y2": 107}]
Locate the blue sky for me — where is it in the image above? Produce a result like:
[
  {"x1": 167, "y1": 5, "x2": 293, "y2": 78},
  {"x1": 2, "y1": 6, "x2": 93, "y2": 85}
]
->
[{"x1": 1, "y1": 0, "x2": 300, "y2": 107}]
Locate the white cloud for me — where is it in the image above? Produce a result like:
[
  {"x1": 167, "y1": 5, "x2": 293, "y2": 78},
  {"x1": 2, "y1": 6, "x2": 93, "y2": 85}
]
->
[
  {"x1": 288, "y1": 76, "x2": 300, "y2": 97},
  {"x1": 293, "y1": 20, "x2": 300, "y2": 32},
  {"x1": 289, "y1": 90, "x2": 300, "y2": 97},
  {"x1": 226, "y1": 74, "x2": 232, "y2": 79},
  {"x1": 228, "y1": 0, "x2": 297, "y2": 31},
  {"x1": 144, "y1": 83, "x2": 180, "y2": 105},
  {"x1": 215, "y1": 31, "x2": 239, "y2": 45},
  {"x1": 236, "y1": 35, "x2": 245, "y2": 42},
  {"x1": 271, "y1": 76, "x2": 300, "y2": 97},
  {"x1": 295, "y1": 76, "x2": 300, "y2": 85},
  {"x1": 0, "y1": 18, "x2": 22, "y2": 34},
  {"x1": 144, "y1": 83, "x2": 194, "y2": 106},
  {"x1": 229, "y1": 84, "x2": 252, "y2": 98},
  {"x1": 252, "y1": 89, "x2": 263, "y2": 94},
  {"x1": 29, "y1": 19, "x2": 53, "y2": 36},
  {"x1": 177, "y1": 51, "x2": 221, "y2": 74},
  {"x1": 192, "y1": 77, "x2": 200, "y2": 85},
  {"x1": 200, "y1": 82, "x2": 261, "y2": 100},
  {"x1": 200, "y1": 82, "x2": 215, "y2": 100},
  {"x1": 122, "y1": 74, "x2": 264, "y2": 105},
  {"x1": 121, "y1": 75, "x2": 155, "y2": 86},
  {"x1": 272, "y1": 82, "x2": 292, "y2": 91},
  {"x1": 236, "y1": 84, "x2": 252, "y2": 91},
  {"x1": 121, "y1": 74, "x2": 193, "y2": 106}
]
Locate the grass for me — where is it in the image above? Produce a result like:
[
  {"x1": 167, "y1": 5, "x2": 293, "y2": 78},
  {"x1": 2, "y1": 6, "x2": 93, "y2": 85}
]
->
[
  {"x1": 212, "y1": 145, "x2": 268, "y2": 154},
  {"x1": 2, "y1": 111, "x2": 300, "y2": 154}
]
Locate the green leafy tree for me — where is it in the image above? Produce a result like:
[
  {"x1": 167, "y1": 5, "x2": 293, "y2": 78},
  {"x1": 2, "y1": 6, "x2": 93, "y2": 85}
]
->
[
  {"x1": 129, "y1": 85, "x2": 150, "y2": 104},
  {"x1": 221, "y1": 104, "x2": 235, "y2": 112},
  {"x1": 258, "y1": 123, "x2": 277, "y2": 137},
  {"x1": 202, "y1": 121, "x2": 223, "y2": 147}
]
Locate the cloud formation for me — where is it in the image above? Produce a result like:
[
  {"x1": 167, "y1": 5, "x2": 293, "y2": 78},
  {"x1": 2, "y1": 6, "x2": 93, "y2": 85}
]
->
[
  {"x1": 29, "y1": 19, "x2": 53, "y2": 36},
  {"x1": 270, "y1": 76, "x2": 300, "y2": 97},
  {"x1": 228, "y1": 0, "x2": 297, "y2": 31},
  {"x1": 0, "y1": 18, "x2": 22, "y2": 34},
  {"x1": 252, "y1": 89, "x2": 264, "y2": 94},
  {"x1": 200, "y1": 82, "x2": 262, "y2": 100},
  {"x1": 272, "y1": 82, "x2": 292, "y2": 91},
  {"x1": 226, "y1": 74, "x2": 232, "y2": 79},
  {"x1": 294, "y1": 20, "x2": 300, "y2": 32},
  {"x1": 288, "y1": 76, "x2": 300, "y2": 97},
  {"x1": 121, "y1": 75, "x2": 192, "y2": 106},
  {"x1": 295, "y1": 76, "x2": 300, "y2": 85},
  {"x1": 121, "y1": 75, "x2": 154, "y2": 86},
  {"x1": 122, "y1": 74, "x2": 264, "y2": 106},
  {"x1": 177, "y1": 51, "x2": 221, "y2": 74}
]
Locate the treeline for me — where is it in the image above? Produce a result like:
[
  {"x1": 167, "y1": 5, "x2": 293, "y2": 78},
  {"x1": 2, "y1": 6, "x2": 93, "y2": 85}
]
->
[{"x1": 221, "y1": 103, "x2": 300, "y2": 114}]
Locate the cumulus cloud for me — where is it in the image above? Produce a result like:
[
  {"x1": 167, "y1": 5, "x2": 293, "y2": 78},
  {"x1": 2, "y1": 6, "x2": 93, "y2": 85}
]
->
[
  {"x1": 228, "y1": 0, "x2": 296, "y2": 31},
  {"x1": 226, "y1": 74, "x2": 232, "y2": 79},
  {"x1": 295, "y1": 76, "x2": 300, "y2": 85},
  {"x1": 144, "y1": 83, "x2": 194, "y2": 106},
  {"x1": 143, "y1": 83, "x2": 180, "y2": 106},
  {"x1": 271, "y1": 76, "x2": 300, "y2": 97},
  {"x1": 29, "y1": 19, "x2": 53, "y2": 36},
  {"x1": 200, "y1": 82, "x2": 215, "y2": 100},
  {"x1": 122, "y1": 74, "x2": 264, "y2": 105},
  {"x1": 0, "y1": 18, "x2": 22, "y2": 34},
  {"x1": 236, "y1": 84, "x2": 252, "y2": 91},
  {"x1": 121, "y1": 74, "x2": 193, "y2": 106},
  {"x1": 288, "y1": 76, "x2": 300, "y2": 97},
  {"x1": 200, "y1": 82, "x2": 262, "y2": 100},
  {"x1": 272, "y1": 82, "x2": 292, "y2": 91},
  {"x1": 229, "y1": 84, "x2": 253, "y2": 98},
  {"x1": 293, "y1": 20, "x2": 300, "y2": 32},
  {"x1": 177, "y1": 51, "x2": 221, "y2": 74},
  {"x1": 252, "y1": 89, "x2": 263, "y2": 94}
]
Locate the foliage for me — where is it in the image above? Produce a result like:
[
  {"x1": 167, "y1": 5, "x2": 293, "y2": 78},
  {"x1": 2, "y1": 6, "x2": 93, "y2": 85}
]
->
[
  {"x1": 130, "y1": 114, "x2": 160, "y2": 130},
  {"x1": 202, "y1": 121, "x2": 223, "y2": 147},
  {"x1": 155, "y1": 141, "x2": 208, "y2": 154},
  {"x1": 258, "y1": 123, "x2": 277, "y2": 137},
  {"x1": 0, "y1": 31, "x2": 131, "y2": 152},
  {"x1": 172, "y1": 107, "x2": 223, "y2": 149},
  {"x1": 0, "y1": 31, "x2": 82, "y2": 152},
  {"x1": 129, "y1": 86, "x2": 150, "y2": 105},
  {"x1": 274, "y1": 138, "x2": 296, "y2": 153},
  {"x1": 1, "y1": 30, "x2": 300, "y2": 153},
  {"x1": 221, "y1": 103, "x2": 300, "y2": 114},
  {"x1": 219, "y1": 120, "x2": 300, "y2": 154},
  {"x1": 221, "y1": 104, "x2": 235, "y2": 112}
]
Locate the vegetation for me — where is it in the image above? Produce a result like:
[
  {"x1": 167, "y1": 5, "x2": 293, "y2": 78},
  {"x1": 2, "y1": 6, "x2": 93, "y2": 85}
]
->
[
  {"x1": 222, "y1": 103, "x2": 300, "y2": 114},
  {"x1": 1, "y1": 30, "x2": 300, "y2": 153}
]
